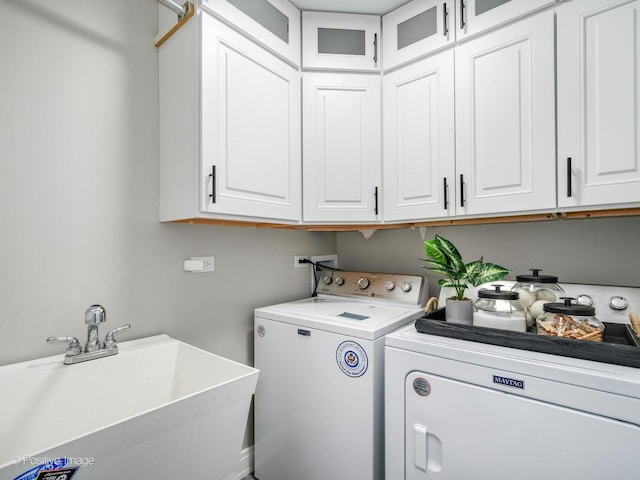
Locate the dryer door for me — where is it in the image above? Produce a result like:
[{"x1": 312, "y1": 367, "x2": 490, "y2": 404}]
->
[{"x1": 405, "y1": 371, "x2": 640, "y2": 480}]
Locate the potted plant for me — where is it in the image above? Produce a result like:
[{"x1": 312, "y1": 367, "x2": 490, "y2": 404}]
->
[{"x1": 421, "y1": 234, "x2": 509, "y2": 324}]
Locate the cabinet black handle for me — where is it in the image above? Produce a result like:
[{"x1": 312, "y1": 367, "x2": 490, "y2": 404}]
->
[
  {"x1": 209, "y1": 165, "x2": 216, "y2": 204},
  {"x1": 443, "y1": 177, "x2": 449, "y2": 209},
  {"x1": 460, "y1": 174, "x2": 465, "y2": 207},
  {"x1": 567, "y1": 157, "x2": 572, "y2": 198},
  {"x1": 443, "y1": 3, "x2": 449, "y2": 37},
  {"x1": 373, "y1": 33, "x2": 378, "y2": 64},
  {"x1": 460, "y1": 0, "x2": 466, "y2": 29},
  {"x1": 374, "y1": 186, "x2": 379, "y2": 215}
]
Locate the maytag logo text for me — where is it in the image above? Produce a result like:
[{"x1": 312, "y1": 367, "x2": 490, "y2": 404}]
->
[{"x1": 493, "y1": 375, "x2": 524, "y2": 389}]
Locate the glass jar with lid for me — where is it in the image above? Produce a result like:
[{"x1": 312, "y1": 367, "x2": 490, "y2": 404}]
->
[
  {"x1": 536, "y1": 298, "x2": 604, "y2": 342},
  {"x1": 473, "y1": 284, "x2": 526, "y2": 332},
  {"x1": 511, "y1": 269, "x2": 566, "y2": 328}
]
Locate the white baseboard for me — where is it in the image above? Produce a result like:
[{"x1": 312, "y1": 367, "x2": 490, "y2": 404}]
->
[{"x1": 235, "y1": 445, "x2": 254, "y2": 479}]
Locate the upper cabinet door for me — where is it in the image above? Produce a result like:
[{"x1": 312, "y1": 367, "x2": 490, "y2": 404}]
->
[
  {"x1": 455, "y1": 10, "x2": 556, "y2": 217},
  {"x1": 457, "y1": 0, "x2": 555, "y2": 40},
  {"x1": 383, "y1": 0, "x2": 455, "y2": 71},
  {"x1": 302, "y1": 12, "x2": 381, "y2": 71},
  {"x1": 202, "y1": 0, "x2": 301, "y2": 66},
  {"x1": 200, "y1": 14, "x2": 301, "y2": 221},
  {"x1": 383, "y1": 50, "x2": 455, "y2": 222},
  {"x1": 557, "y1": 0, "x2": 640, "y2": 209},
  {"x1": 303, "y1": 73, "x2": 381, "y2": 222}
]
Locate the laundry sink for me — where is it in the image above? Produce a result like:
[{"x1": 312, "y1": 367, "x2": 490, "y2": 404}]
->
[{"x1": 0, "y1": 334, "x2": 259, "y2": 480}]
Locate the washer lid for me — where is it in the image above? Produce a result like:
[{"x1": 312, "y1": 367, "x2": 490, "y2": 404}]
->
[{"x1": 255, "y1": 297, "x2": 424, "y2": 340}]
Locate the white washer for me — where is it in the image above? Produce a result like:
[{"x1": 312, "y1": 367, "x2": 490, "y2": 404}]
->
[
  {"x1": 385, "y1": 283, "x2": 640, "y2": 480},
  {"x1": 254, "y1": 270, "x2": 427, "y2": 480}
]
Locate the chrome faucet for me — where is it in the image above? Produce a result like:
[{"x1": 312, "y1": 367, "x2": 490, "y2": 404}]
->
[
  {"x1": 47, "y1": 304, "x2": 131, "y2": 365},
  {"x1": 85, "y1": 304, "x2": 106, "y2": 352}
]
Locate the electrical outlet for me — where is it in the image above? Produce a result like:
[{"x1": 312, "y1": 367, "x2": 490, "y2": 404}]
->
[
  {"x1": 294, "y1": 255, "x2": 310, "y2": 268},
  {"x1": 184, "y1": 256, "x2": 215, "y2": 273}
]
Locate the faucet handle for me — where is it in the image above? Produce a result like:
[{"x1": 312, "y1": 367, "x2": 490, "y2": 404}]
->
[
  {"x1": 104, "y1": 324, "x2": 131, "y2": 348},
  {"x1": 47, "y1": 336, "x2": 82, "y2": 355},
  {"x1": 85, "y1": 304, "x2": 106, "y2": 324}
]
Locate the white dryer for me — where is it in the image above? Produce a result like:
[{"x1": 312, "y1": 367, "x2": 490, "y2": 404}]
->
[
  {"x1": 385, "y1": 283, "x2": 640, "y2": 480},
  {"x1": 254, "y1": 270, "x2": 427, "y2": 480}
]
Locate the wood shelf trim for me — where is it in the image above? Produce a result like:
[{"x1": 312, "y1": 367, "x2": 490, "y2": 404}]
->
[
  {"x1": 168, "y1": 208, "x2": 640, "y2": 231},
  {"x1": 155, "y1": 2, "x2": 195, "y2": 48}
]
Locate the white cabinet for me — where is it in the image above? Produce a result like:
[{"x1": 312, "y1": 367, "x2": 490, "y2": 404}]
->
[
  {"x1": 383, "y1": 50, "x2": 455, "y2": 222},
  {"x1": 457, "y1": 0, "x2": 555, "y2": 40},
  {"x1": 455, "y1": 10, "x2": 556, "y2": 216},
  {"x1": 382, "y1": 0, "x2": 555, "y2": 71},
  {"x1": 302, "y1": 12, "x2": 381, "y2": 71},
  {"x1": 383, "y1": 0, "x2": 455, "y2": 71},
  {"x1": 303, "y1": 73, "x2": 381, "y2": 222},
  {"x1": 159, "y1": 10, "x2": 301, "y2": 223},
  {"x1": 201, "y1": 0, "x2": 301, "y2": 66},
  {"x1": 557, "y1": 0, "x2": 640, "y2": 209}
]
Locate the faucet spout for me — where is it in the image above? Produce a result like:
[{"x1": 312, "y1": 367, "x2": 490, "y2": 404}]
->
[{"x1": 84, "y1": 304, "x2": 107, "y2": 352}]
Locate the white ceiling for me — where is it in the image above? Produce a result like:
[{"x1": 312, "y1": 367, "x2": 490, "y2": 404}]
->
[{"x1": 289, "y1": 0, "x2": 412, "y2": 15}]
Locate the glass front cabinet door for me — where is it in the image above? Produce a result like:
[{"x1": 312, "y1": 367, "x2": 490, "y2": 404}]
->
[
  {"x1": 202, "y1": 0, "x2": 301, "y2": 66},
  {"x1": 302, "y1": 11, "x2": 381, "y2": 71},
  {"x1": 383, "y1": 0, "x2": 455, "y2": 71},
  {"x1": 457, "y1": 0, "x2": 556, "y2": 40}
]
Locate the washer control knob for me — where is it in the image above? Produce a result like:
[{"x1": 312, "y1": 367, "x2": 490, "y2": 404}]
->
[
  {"x1": 335, "y1": 276, "x2": 345, "y2": 286},
  {"x1": 357, "y1": 277, "x2": 370, "y2": 290},
  {"x1": 322, "y1": 275, "x2": 333, "y2": 285},
  {"x1": 385, "y1": 281, "x2": 396, "y2": 291},
  {"x1": 609, "y1": 296, "x2": 629, "y2": 311},
  {"x1": 401, "y1": 282, "x2": 412, "y2": 292},
  {"x1": 576, "y1": 294, "x2": 593, "y2": 307}
]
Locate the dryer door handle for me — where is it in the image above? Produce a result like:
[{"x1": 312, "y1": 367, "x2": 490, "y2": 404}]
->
[{"x1": 414, "y1": 423, "x2": 443, "y2": 473}]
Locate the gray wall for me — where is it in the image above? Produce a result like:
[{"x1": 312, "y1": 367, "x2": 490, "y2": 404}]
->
[
  {"x1": 0, "y1": 0, "x2": 335, "y2": 369},
  {"x1": 337, "y1": 217, "x2": 640, "y2": 299},
  {"x1": 2, "y1": 0, "x2": 640, "y2": 458}
]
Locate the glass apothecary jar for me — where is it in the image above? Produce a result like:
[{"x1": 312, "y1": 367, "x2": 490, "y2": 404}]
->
[
  {"x1": 473, "y1": 285, "x2": 526, "y2": 332},
  {"x1": 512, "y1": 269, "x2": 566, "y2": 328},
  {"x1": 537, "y1": 298, "x2": 604, "y2": 342}
]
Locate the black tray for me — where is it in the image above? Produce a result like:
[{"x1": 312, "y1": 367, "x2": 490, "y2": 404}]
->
[{"x1": 415, "y1": 308, "x2": 640, "y2": 368}]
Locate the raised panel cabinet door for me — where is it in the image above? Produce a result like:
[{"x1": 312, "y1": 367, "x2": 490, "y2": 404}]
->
[
  {"x1": 200, "y1": 14, "x2": 301, "y2": 221},
  {"x1": 383, "y1": 50, "x2": 455, "y2": 222},
  {"x1": 302, "y1": 12, "x2": 381, "y2": 71},
  {"x1": 201, "y1": 0, "x2": 301, "y2": 66},
  {"x1": 557, "y1": 0, "x2": 640, "y2": 209},
  {"x1": 457, "y1": 0, "x2": 555, "y2": 40},
  {"x1": 303, "y1": 73, "x2": 382, "y2": 223},
  {"x1": 455, "y1": 10, "x2": 556, "y2": 217},
  {"x1": 382, "y1": 0, "x2": 455, "y2": 71}
]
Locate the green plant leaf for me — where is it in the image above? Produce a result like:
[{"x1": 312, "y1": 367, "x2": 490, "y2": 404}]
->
[
  {"x1": 470, "y1": 263, "x2": 510, "y2": 287},
  {"x1": 438, "y1": 279, "x2": 469, "y2": 288},
  {"x1": 464, "y1": 259, "x2": 485, "y2": 280},
  {"x1": 425, "y1": 240, "x2": 446, "y2": 264},
  {"x1": 421, "y1": 262, "x2": 458, "y2": 278},
  {"x1": 434, "y1": 235, "x2": 464, "y2": 271}
]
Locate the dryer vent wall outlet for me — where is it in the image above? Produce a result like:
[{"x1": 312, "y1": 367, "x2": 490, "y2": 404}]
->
[{"x1": 311, "y1": 254, "x2": 338, "y2": 270}]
